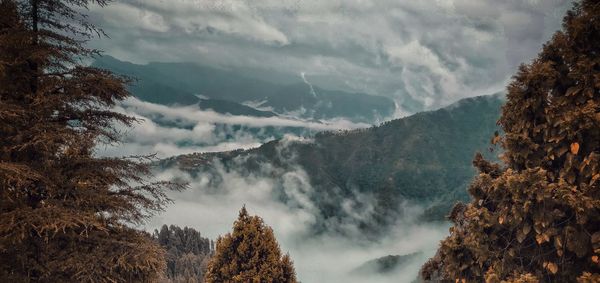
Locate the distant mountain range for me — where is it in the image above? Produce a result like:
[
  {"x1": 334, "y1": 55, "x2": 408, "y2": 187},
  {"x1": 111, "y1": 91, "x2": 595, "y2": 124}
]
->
[
  {"x1": 160, "y1": 94, "x2": 504, "y2": 235},
  {"x1": 92, "y1": 56, "x2": 395, "y2": 123},
  {"x1": 351, "y1": 253, "x2": 422, "y2": 275}
]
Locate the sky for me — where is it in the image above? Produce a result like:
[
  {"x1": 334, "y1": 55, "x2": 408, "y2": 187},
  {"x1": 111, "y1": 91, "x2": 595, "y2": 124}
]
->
[{"x1": 88, "y1": 0, "x2": 571, "y2": 112}]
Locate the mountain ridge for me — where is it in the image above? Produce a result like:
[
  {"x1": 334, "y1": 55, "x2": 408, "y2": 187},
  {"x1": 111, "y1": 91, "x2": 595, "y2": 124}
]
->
[
  {"x1": 159, "y1": 93, "x2": 505, "y2": 235},
  {"x1": 92, "y1": 56, "x2": 395, "y2": 123}
]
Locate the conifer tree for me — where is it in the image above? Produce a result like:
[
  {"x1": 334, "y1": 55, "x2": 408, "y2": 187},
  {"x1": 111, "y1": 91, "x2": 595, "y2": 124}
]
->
[
  {"x1": 204, "y1": 207, "x2": 297, "y2": 283},
  {"x1": 0, "y1": 0, "x2": 181, "y2": 281},
  {"x1": 422, "y1": 1, "x2": 600, "y2": 282},
  {"x1": 154, "y1": 225, "x2": 213, "y2": 282}
]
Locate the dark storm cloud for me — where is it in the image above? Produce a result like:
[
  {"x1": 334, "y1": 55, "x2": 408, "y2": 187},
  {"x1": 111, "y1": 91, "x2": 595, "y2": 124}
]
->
[{"x1": 87, "y1": 0, "x2": 570, "y2": 114}]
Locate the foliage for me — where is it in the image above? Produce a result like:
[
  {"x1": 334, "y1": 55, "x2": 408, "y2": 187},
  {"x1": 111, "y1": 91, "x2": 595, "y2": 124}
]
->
[
  {"x1": 154, "y1": 225, "x2": 214, "y2": 283},
  {"x1": 421, "y1": 1, "x2": 600, "y2": 281},
  {"x1": 0, "y1": 0, "x2": 182, "y2": 281},
  {"x1": 204, "y1": 207, "x2": 297, "y2": 283}
]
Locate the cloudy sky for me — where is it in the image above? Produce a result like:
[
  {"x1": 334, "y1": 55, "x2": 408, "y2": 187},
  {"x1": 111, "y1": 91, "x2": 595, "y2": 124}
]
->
[{"x1": 88, "y1": 0, "x2": 571, "y2": 112}]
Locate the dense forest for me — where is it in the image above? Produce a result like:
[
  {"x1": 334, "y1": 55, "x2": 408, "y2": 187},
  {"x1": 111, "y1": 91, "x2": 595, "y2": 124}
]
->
[
  {"x1": 160, "y1": 94, "x2": 504, "y2": 236},
  {"x1": 154, "y1": 225, "x2": 214, "y2": 283},
  {"x1": 153, "y1": 212, "x2": 296, "y2": 283}
]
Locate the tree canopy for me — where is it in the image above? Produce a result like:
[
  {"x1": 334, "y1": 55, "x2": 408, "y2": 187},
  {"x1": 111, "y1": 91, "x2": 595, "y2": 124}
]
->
[
  {"x1": 154, "y1": 225, "x2": 214, "y2": 283},
  {"x1": 0, "y1": 0, "x2": 181, "y2": 281},
  {"x1": 204, "y1": 207, "x2": 297, "y2": 283},
  {"x1": 422, "y1": 1, "x2": 600, "y2": 282}
]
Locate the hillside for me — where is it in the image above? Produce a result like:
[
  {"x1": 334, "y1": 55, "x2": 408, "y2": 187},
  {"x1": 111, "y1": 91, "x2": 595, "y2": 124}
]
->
[
  {"x1": 160, "y1": 94, "x2": 504, "y2": 235},
  {"x1": 351, "y1": 253, "x2": 422, "y2": 275},
  {"x1": 92, "y1": 56, "x2": 395, "y2": 123}
]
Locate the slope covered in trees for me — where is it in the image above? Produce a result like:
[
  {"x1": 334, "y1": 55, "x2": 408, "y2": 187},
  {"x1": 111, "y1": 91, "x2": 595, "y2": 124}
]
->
[
  {"x1": 351, "y1": 253, "x2": 422, "y2": 275},
  {"x1": 0, "y1": 0, "x2": 180, "y2": 281},
  {"x1": 204, "y1": 207, "x2": 297, "y2": 283},
  {"x1": 422, "y1": 1, "x2": 600, "y2": 281},
  {"x1": 161, "y1": 94, "x2": 504, "y2": 235}
]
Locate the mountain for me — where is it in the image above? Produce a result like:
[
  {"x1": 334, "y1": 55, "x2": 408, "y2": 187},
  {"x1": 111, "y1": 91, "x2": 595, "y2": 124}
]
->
[
  {"x1": 92, "y1": 56, "x2": 395, "y2": 122},
  {"x1": 198, "y1": 99, "x2": 276, "y2": 117},
  {"x1": 160, "y1": 94, "x2": 504, "y2": 235},
  {"x1": 351, "y1": 253, "x2": 422, "y2": 275}
]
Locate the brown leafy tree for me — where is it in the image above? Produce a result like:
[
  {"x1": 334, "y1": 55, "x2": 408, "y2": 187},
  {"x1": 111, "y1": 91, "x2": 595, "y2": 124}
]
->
[
  {"x1": 0, "y1": 0, "x2": 181, "y2": 281},
  {"x1": 421, "y1": 1, "x2": 600, "y2": 282},
  {"x1": 204, "y1": 207, "x2": 297, "y2": 283}
]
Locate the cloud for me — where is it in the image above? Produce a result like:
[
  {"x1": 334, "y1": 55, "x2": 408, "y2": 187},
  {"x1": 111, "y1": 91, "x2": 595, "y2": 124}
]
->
[
  {"x1": 95, "y1": 95, "x2": 450, "y2": 281},
  {"x1": 119, "y1": 97, "x2": 370, "y2": 130},
  {"x1": 88, "y1": 0, "x2": 570, "y2": 113},
  {"x1": 95, "y1": 2, "x2": 170, "y2": 33},
  {"x1": 144, "y1": 154, "x2": 450, "y2": 283},
  {"x1": 95, "y1": 98, "x2": 368, "y2": 158},
  {"x1": 91, "y1": 0, "x2": 289, "y2": 44}
]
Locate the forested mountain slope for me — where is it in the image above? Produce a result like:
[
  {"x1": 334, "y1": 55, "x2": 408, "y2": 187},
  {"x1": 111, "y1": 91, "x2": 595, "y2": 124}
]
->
[{"x1": 161, "y1": 94, "x2": 504, "y2": 234}]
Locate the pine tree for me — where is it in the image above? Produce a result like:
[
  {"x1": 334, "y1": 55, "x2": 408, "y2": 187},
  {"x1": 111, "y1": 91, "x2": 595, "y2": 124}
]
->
[
  {"x1": 421, "y1": 1, "x2": 600, "y2": 282},
  {"x1": 154, "y1": 225, "x2": 213, "y2": 282},
  {"x1": 0, "y1": 0, "x2": 181, "y2": 281},
  {"x1": 204, "y1": 207, "x2": 297, "y2": 283}
]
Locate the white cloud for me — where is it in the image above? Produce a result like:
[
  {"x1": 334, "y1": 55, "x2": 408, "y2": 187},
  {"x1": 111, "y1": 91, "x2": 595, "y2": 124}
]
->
[
  {"x1": 144, "y1": 160, "x2": 450, "y2": 283},
  {"x1": 113, "y1": 0, "x2": 290, "y2": 45},
  {"x1": 95, "y1": 98, "x2": 368, "y2": 158},
  {"x1": 91, "y1": 2, "x2": 170, "y2": 33},
  {"x1": 88, "y1": 0, "x2": 570, "y2": 114},
  {"x1": 137, "y1": 138, "x2": 448, "y2": 282},
  {"x1": 91, "y1": 94, "x2": 451, "y2": 282},
  {"x1": 120, "y1": 98, "x2": 370, "y2": 131}
]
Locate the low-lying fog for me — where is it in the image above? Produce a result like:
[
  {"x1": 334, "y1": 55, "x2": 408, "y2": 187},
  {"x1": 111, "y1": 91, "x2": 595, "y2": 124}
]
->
[
  {"x1": 99, "y1": 99, "x2": 450, "y2": 283},
  {"x1": 145, "y1": 167, "x2": 449, "y2": 283}
]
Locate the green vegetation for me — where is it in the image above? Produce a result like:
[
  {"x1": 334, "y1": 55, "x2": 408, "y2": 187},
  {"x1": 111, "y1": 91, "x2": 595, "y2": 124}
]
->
[
  {"x1": 163, "y1": 94, "x2": 504, "y2": 234},
  {"x1": 155, "y1": 225, "x2": 214, "y2": 283}
]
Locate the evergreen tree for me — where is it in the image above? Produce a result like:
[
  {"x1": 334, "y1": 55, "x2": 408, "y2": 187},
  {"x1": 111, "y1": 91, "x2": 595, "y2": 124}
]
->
[
  {"x1": 0, "y1": 0, "x2": 181, "y2": 281},
  {"x1": 422, "y1": 1, "x2": 600, "y2": 282},
  {"x1": 204, "y1": 207, "x2": 297, "y2": 283},
  {"x1": 154, "y1": 225, "x2": 213, "y2": 282}
]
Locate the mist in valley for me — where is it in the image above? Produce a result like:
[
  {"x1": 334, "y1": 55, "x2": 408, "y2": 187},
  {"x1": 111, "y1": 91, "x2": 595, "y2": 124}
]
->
[
  {"x1": 146, "y1": 165, "x2": 450, "y2": 283},
  {"x1": 95, "y1": 97, "x2": 453, "y2": 282}
]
